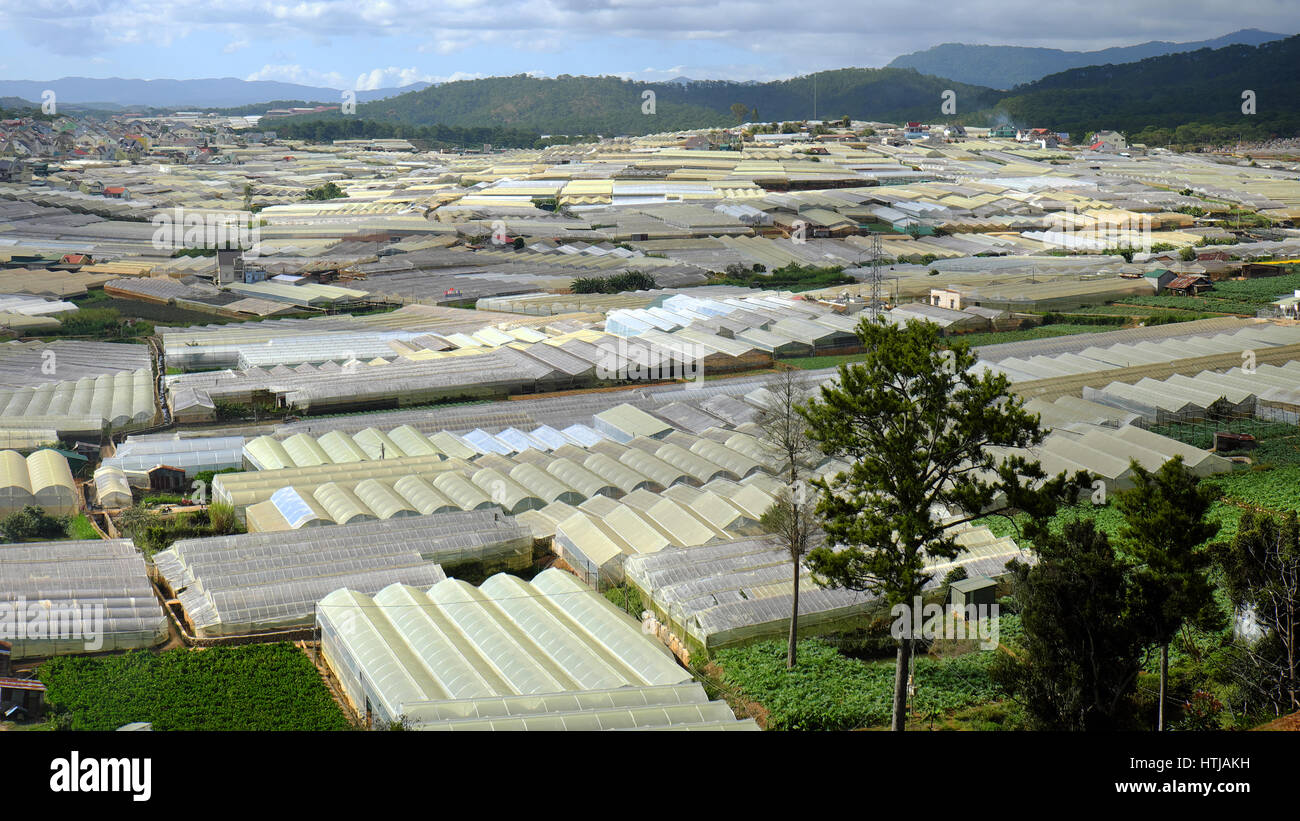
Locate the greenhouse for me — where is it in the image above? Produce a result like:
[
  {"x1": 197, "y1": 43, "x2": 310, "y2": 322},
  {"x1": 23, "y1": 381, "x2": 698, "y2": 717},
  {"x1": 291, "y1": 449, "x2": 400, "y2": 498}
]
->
[
  {"x1": 0, "y1": 539, "x2": 167, "y2": 658},
  {"x1": 403, "y1": 682, "x2": 756, "y2": 730},
  {"x1": 1082, "y1": 361, "x2": 1300, "y2": 425},
  {"x1": 625, "y1": 525, "x2": 1026, "y2": 657},
  {"x1": 93, "y1": 466, "x2": 133, "y2": 509},
  {"x1": 154, "y1": 509, "x2": 532, "y2": 637},
  {"x1": 0, "y1": 449, "x2": 78, "y2": 518},
  {"x1": 318, "y1": 568, "x2": 755, "y2": 729},
  {"x1": 0, "y1": 368, "x2": 155, "y2": 433},
  {"x1": 979, "y1": 323, "x2": 1300, "y2": 384},
  {"x1": 101, "y1": 434, "x2": 246, "y2": 478}
]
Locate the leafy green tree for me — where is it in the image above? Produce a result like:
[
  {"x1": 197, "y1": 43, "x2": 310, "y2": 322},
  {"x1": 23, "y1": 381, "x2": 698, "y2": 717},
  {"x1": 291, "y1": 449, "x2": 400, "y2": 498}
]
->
[
  {"x1": 1114, "y1": 455, "x2": 1223, "y2": 731},
  {"x1": 798, "y1": 316, "x2": 1083, "y2": 731},
  {"x1": 992, "y1": 518, "x2": 1146, "y2": 730},
  {"x1": 730, "y1": 102, "x2": 749, "y2": 124},
  {"x1": 303, "y1": 181, "x2": 347, "y2": 201},
  {"x1": 1212, "y1": 511, "x2": 1300, "y2": 714}
]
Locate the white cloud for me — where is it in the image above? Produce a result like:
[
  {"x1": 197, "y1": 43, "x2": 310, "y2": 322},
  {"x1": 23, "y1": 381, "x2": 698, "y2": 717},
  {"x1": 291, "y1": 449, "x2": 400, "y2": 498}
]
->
[
  {"x1": 244, "y1": 64, "x2": 347, "y2": 88},
  {"x1": 3, "y1": 1, "x2": 1298, "y2": 80}
]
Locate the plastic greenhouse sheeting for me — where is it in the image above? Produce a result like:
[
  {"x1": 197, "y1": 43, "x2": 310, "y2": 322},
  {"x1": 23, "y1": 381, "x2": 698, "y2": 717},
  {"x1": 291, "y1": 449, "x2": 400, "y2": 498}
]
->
[
  {"x1": 154, "y1": 509, "x2": 531, "y2": 636},
  {"x1": 317, "y1": 567, "x2": 703, "y2": 728},
  {"x1": 626, "y1": 527, "x2": 1027, "y2": 654},
  {"x1": 0, "y1": 539, "x2": 167, "y2": 657}
]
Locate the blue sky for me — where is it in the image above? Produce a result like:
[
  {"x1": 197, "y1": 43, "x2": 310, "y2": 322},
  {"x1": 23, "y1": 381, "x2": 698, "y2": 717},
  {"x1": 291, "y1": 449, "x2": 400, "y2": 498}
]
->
[{"x1": 0, "y1": 1, "x2": 1297, "y2": 87}]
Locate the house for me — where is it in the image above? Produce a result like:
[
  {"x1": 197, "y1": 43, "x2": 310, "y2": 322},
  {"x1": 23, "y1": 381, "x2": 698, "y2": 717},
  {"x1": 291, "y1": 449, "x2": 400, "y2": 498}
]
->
[
  {"x1": 1090, "y1": 130, "x2": 1128, "y2": 152},
  {"x1": 1143, "y1": 269, "x2": 1178, "y2": 293},
  {"x1": 1165, "y1": 274, "x2": 1213, "y2": 297},
  {"x1": 1197, "y1": 249, "x2": 1230, "y2": 262},
  {"x1": 103, "y1": 186, "x2": 129, "y2": 199},
  {"x1": 147, "y1": 464, "x2": 188, "y2": 493},
  {"x1": 1017, "y1": 128, "x2": 1058, "y2": 147},
  {"x1": 59, "y1": 253, "x2": 92, "y2": 266},
  {"x1": 989, "y1": 124, "x2": 1017, "y2": 139},
  {"x1": 942, "y1": 124, "x2": 966, "y2": 140},
  {"x1": 903, "y1": 122, "x2": 926, "y2": 140},
  {"x1": 929, "y1": 287, "x2": 964, "y2": 310},
  {"x1": 0, "y1": 158, "x2": 25, "y2": 182}
]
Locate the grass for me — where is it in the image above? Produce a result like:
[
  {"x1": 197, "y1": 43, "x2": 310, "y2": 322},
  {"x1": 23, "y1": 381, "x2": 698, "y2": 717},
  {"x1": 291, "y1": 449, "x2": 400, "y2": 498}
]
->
[{"x1": 64, "y1": 514, "x2": 100, "y2": 540}]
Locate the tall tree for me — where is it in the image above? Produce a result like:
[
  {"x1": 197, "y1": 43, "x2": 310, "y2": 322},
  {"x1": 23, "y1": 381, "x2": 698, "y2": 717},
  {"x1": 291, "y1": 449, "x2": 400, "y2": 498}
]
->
[
  {"x1": 992, "y1": 518, "x2": 1147, "y2": 730},
  {"x1": 753, "y1": 367, "x2": 819, "y2": 667},
  {"x1": 799, "y1": 316, "x2": 1082, "y2": 731},
  {"x1": 1212, "y1": 510, "x2": 1300, "y2": 714},
  {"x1": 1114, "y1": 455, "x2": 1223, "y2": 731},
  {"x1": 729, "y1": 102, "x2": 749, "y2": 124},
  {"x1": 760, "y1": 490, "x2": 820, "y2": 669}
]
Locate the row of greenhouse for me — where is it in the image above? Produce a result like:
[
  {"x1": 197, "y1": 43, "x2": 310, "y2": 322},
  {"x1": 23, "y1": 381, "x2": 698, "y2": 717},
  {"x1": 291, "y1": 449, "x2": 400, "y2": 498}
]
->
[
  {"x1": 1082, "y1": 360, "x2": 1300, "y2": 424},
  {"x1": 625, "y1": 523, "x2": 1025, "y2": 658},
  {"x1": 0, "y1": 368, "x2": 155, "y2": 434},
  {"x1": 152, "y1": 509, "x2": 532, "y2": 638},
  {"x1": 977, "y1": 323, "x2": 1300, "y2": 383}
]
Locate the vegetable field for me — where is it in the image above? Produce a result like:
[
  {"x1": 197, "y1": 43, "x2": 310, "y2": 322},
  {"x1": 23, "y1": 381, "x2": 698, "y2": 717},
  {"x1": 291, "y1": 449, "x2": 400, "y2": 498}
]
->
[
  {"x1": 713, "y1": 637, "x2": 1006, "y2": 730},
  {"x1": 40, "y1": 643, "x2": 350, "y2": 731},
  {"x1": 1205, "y1": 465, "x2": 1300, "y2": 514}
]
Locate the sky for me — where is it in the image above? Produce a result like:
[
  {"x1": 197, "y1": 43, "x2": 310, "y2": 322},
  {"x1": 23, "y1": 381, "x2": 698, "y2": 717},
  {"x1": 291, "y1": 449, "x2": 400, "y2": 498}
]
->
[{"x1": 0, "y1": 0, "x2": 1297, "y2": 88}]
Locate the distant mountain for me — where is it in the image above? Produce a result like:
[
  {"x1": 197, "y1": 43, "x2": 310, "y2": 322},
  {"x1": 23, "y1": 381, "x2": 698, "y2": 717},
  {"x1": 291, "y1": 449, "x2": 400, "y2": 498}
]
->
[
  {"x1": 336, "y1": 70, "x2": 1003, "y2": 135},
  {"x1": 993, "y1": 34, "x2": 1300, "y2": 141},
  {"x1": 0, "y1": 77, "x2": 429, "y2": 109},
  {"x1": 888, "y1": 28, "x2": 1289, "y2": 89}
]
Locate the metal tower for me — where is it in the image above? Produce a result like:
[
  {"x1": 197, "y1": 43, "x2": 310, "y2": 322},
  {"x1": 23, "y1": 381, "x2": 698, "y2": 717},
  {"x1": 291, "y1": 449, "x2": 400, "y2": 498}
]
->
[{"x1": 867, "y1": 232, "x2": 884, "y2": 319}]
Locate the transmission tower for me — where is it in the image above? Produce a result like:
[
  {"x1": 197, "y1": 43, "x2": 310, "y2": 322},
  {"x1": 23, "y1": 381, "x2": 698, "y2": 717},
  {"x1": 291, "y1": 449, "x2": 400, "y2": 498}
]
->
[{"x1": 867, "y1": 232, "x2": 884, "y2": 319}]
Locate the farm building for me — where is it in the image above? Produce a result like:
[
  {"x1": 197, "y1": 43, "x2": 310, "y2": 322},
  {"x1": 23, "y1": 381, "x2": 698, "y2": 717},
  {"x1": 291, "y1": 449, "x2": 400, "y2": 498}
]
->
[
  {"x1": 317, "y1": 568, "x2": 757, "y2": 730},
  {"x1": 0, "y1": 539, "x2": 167, "y2": 658},
  {"x1": 152, "y1": 509, "x2": 532, "y2": 637},
  {"x1": 0, "y1": 449, "x2": 78, "y2": 517}
]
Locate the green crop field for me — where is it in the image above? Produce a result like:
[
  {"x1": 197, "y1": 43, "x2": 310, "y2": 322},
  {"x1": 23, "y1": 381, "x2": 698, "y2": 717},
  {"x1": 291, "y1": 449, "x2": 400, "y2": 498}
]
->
[
  {"x1": 713, "y1": 635, "x2": 1011, "y2": 730},
  {"x1": 40, "y1": 643, "x2": 350, "y2": 731}
]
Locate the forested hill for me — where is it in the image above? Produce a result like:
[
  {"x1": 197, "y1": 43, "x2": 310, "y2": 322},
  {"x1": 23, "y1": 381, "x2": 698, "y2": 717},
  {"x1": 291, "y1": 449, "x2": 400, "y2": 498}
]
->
[
  {"x1": 287, "y1": 70, "x2": 1003, "y2": 136},
  {"x1": 887, "y1": 29, "x2": 1287, "y2": 89},
  {"x1": 993, "y1": 35, "x2": 1300, "y2": 143},
  {"x1": 274, "y1": 35, "x2": 1300, "y2": 145}
]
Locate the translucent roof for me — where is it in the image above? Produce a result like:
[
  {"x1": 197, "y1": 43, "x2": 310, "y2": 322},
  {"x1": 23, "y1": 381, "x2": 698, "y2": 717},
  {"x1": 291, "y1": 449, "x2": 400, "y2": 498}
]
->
[
  {"x1": 155, "y1": 509, "x2": 529, "y2": 637},
  {"x1": 316, "y1": 567, "x2": 691, "y2": 724},
  {"x1": 0, "y1": 538, "x2": 167, "y2": 657}
]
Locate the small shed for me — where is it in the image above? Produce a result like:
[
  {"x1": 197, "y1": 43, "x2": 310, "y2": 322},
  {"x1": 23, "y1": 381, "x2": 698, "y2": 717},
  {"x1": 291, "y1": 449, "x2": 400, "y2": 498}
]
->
[
  {"x1": 147, "y1": 464, "x2": 188, "y2": 493},
  {"x1": 949, "y1": 576, "x2": 998, "y2": 610},
  {"x1": 0, "y1": 676, "x2": 46, "y2": 720}
]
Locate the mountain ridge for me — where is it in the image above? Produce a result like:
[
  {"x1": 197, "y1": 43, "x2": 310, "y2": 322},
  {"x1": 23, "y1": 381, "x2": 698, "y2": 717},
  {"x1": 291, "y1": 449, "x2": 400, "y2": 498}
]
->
[{"x1": 887, "y1": 28, "x2": 1288, "y2": 89}]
